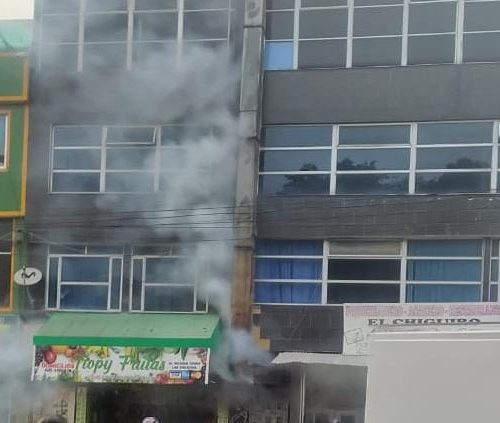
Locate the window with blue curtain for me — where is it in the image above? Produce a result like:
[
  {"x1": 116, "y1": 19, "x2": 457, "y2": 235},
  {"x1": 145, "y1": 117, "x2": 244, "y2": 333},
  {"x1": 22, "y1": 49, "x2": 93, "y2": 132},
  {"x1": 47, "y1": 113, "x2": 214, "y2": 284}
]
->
[
  {"x1": 254, "y1": 240, "x2": 323, "y2": 304},
  {"x1": 406, "y1": 240, "x2": 483, "y2": 303}
]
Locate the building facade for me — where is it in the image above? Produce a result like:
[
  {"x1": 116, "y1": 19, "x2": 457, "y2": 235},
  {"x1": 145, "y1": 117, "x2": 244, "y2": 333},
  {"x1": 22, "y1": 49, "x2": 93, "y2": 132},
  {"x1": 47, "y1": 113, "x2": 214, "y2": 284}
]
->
[{"x1": 243, "y1": 0, "x2": 500, "y2": 421}]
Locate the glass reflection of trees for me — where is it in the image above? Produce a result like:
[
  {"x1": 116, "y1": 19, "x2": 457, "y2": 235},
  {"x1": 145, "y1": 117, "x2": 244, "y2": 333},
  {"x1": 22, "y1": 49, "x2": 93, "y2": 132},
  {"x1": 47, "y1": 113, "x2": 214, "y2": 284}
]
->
[{"x1": 278, "y1": 163, "x2": 329, "y2": 195}]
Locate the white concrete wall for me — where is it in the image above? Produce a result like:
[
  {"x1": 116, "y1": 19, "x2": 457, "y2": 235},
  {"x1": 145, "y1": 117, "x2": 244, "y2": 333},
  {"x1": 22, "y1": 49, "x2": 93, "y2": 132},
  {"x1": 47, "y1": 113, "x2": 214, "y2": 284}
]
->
[{"x1": 365, "y1": 329, "x2": 500, "y2": 423}]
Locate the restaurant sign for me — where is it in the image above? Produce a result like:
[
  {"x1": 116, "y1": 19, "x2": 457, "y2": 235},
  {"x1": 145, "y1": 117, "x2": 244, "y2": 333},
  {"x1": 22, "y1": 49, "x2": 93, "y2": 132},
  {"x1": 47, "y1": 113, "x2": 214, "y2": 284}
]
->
[
  {"x1": 32, "y1": 345, "x2": 209, "y2": 385},
  {"x1": 343, "y1": 302, "x2": 500, "y2": 355}
]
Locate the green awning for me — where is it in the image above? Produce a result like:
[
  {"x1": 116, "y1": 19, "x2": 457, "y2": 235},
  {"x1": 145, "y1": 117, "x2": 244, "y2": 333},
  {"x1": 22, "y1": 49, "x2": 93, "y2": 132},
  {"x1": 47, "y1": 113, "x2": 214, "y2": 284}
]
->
[{"x1": 33, "y1": 313, "x2": 221, "y2": 348}]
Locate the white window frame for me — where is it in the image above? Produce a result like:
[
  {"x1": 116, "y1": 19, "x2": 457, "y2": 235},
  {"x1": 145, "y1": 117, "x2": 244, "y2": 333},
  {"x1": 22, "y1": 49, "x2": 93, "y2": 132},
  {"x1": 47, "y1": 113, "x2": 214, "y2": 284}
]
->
[
  {"x1": 50, "y1": 124, "x2": 205, "y2": 194},
  {"x1": 0, "y1": 112, "x2": 10, "y2": 171},
  {"x1": 46, "y1": 247, "x2": 124, "y2": 312},
  {"x1": 265, "y1": 0, "x2": 500, "y2": 70},
  {"x1": 258, "y1": 120, "x2": 499, "y2": 196},
  {"x1": 39, "y1": 0, "x2": 234, "y2": 72},
  {"x1": 254, "y1": 239, "x2": 485, "y2": 306},
  {"x1": 130, "y1": 247, "x2": 207, "y2": 313}
]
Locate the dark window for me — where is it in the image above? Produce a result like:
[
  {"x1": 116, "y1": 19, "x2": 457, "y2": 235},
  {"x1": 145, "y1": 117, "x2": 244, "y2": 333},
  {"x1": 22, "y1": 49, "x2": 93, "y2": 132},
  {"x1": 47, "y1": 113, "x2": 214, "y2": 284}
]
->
[
  {"x1": 337, "y1": 148, "x2": 410, "y2": 171},
  {"x1": 42, "y1": 15, "x2": 79, "y2": 43},
  {"x1": 464, "y1": 2, "x2": 500, "y2": 32},
  {"x1": 135, "y1": 0, "x2": 177, "y2": 10},
  {"x1": 406, "y1": 285, "x2": 481, "y2": 303},
  {"x1": 327, "y1": 283, "x2": 400, "y2": 304},
  {"x1": 260, "y1": 150, "x2": 331, "y2": 172},
  {"x1": 84, "y1": 43, "x2": 128, "y2": 69},
  {"x1": 86, "y1": 0, "x2": 128, "y2": 11},
  {"x1": 183, "y1": 10, "x2": 229, "y2": 40},
  {"x1": 408, "y1": 34, "x2": 455, "y2": 65},
  {"x1": 145, "y1": 257, "x2": 191, "y2": 283},
  {"x1": 416, "y1": 147, "x2": 491, "y2": 169},
  {"x1": 336, "y1": 173, "x2": 408, "y2": 194},
  {"x1": 259, "y1": 174, "x2": 330, "y2": 195},
  {"x1": 254, "y1": 282, "x2": 322, "y2": 304},
  {"x1": 298, "y1": 40, "x2": 347, "y2": 69},
  {"x1": 47, "y1": 258, "x2": 58, "y2": 309},
  {"x1": 256, "y1": 240, "x2": 323, "y2": 256},
  {"x1": 353, "y1": 6, "x2": 403, "y2": 36},
  {"x1": 302, "y1": 0, "x2": 346, "y2": 6},
  {"x1": 110, "y1": 259, "x2": 122, "y2": 310},
  {"x1": 52, "y1": 173, "x2": 100, "y2": 193},
  {"x1": 53, "y1": 150, "x2": 101, "y2": 170},
  {"x1": 352, "y1": 37, "x2": 401, "y2": 67},
  {"x1": 106, "y1": 148, "x2": 154, "y2": 170},
  {"x1": 144, "y1": 286, "x2": 194, "y2": 312},
  {"x1": 53, "y1": 127, "x2": 102, "y2": 147},
  {"x1": 299, "y1": 9, "x2": 348, "y2": 38},
  {"x1": 107, "y1": 127, "x2": 155, "y2": 144},
  {"x1": 328, "y1": 259, "x2": 400, "y2": 280},
  {"x1": 184, "y1": 0, "x2": 229, "y2": 9},
  {"x1": 84, "y1": 14, "x2": 129, "y2": 42},
  {"x1": 42, "y1": 0, "x2": 79, "y2": 13},
  {"x1": 408, "y1": 240, "x2": 483, "y2": 257},
  {"x1": 263, "y1": 126, "x2": 333, "y2": 147},
  {"x1": 409, "y1": 3, "x2": 456, "y2": 34},
  {"x1": 463, "y1": 33, "x2": 500, "y2": 63},
  {"x1": 61, "y1": 257, "x2": 109, "y2": 282},
  {"x1": 415, "y1": 172, "x2": 490, "y2": 194},
  {"x1": 266, "y1": 11, "x2": 294, "y2": 39},
  {"x1": 105, "y1": 172, "x2": 155, "y2": 192},
  {"x1": 133, "y1": 12, "x2": 178, "y2": 41},
  {"x1": 339, "y1": 125, "x2": 410, "y2": 145},
  {"x1": 0, "y1": 253, "x2": 11, "y2": 308},
  {"x1": 60, "y1": 285, "x2": 109, "y2": 310},
  {"x1": 267, "y1": 0, "x2": 295, "y2": 9},
  {"x1": 417, "y1": 122, "x2": 493, "y2": 144}
]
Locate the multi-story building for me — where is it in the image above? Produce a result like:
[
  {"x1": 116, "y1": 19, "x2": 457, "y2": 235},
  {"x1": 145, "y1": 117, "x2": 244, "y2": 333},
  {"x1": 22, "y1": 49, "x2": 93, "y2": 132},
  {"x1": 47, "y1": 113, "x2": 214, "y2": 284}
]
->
[
  {"x1": 0, "y1": 17, "x2": 31, "y2": 423},
  {"x1": 242, "y1": 0, "x2": 500, "y2": 421}
]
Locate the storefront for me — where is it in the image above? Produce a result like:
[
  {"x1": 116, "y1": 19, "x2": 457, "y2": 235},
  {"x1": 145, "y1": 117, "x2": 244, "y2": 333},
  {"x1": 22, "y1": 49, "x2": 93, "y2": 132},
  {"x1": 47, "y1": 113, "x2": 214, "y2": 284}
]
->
[{"x1": 32, "y1": 313, "x2": 221, "y2": 423}]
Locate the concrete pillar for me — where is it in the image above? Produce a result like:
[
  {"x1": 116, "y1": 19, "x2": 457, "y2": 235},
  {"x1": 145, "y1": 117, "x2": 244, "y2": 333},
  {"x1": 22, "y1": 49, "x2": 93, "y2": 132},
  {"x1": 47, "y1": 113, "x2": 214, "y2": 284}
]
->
[{"x1": 232, "y1": 0, "x2": 264, "y2": 328}]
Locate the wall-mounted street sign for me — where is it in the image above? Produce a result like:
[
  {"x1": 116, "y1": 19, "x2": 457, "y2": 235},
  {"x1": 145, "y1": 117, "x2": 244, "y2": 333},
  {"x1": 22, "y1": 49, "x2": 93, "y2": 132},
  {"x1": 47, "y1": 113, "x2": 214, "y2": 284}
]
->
[{"x1": 14, "y1": 267, "x2": 42, "y2": 286}]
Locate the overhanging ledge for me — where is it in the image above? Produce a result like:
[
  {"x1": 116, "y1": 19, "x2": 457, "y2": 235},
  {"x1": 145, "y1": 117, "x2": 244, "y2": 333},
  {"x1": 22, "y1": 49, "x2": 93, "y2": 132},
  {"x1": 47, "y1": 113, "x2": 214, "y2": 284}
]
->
[{"x1": 33, "y1": 312, "x2": 221, "y2": 348}]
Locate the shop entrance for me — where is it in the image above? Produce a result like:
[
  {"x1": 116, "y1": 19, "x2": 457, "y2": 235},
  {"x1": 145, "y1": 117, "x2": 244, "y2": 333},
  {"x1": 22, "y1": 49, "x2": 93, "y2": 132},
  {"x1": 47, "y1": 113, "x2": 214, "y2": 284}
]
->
[{"x1": 87, "y1": 385, "x2": 217, "y2": 423}]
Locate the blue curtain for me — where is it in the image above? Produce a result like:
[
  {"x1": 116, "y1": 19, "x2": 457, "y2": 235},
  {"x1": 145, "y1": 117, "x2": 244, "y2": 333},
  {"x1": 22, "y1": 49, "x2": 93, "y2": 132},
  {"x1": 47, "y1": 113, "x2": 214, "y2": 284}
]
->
[
  {"x1": 254, "y1": 282, "x2": 321, "y2": 304},
  {"x1": 406, "y1": 284, "x2": 481, "y2": 303},
  {"x1": 264, "y1": 41, "x2": 294, "y2": 70},
  {"x1": 59, "y1": 285, "x2": 109, "y2": 310},
  {"x1": 255, "y1": 258, "x2": 322, "y2": 280},
  {"x1": 407, "y1": 260, "x2": 481, "y2": 282}
]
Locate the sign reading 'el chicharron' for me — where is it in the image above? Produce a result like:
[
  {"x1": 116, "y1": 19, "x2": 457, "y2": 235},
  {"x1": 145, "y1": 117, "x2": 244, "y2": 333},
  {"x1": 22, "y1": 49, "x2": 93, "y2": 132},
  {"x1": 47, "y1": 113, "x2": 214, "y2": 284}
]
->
[
  {"x1": 343, "y1": 303, "x2": 500, "y2": 355},
  {"x1": 32, "y1": 346, "x2": 209, "y2": 385}
]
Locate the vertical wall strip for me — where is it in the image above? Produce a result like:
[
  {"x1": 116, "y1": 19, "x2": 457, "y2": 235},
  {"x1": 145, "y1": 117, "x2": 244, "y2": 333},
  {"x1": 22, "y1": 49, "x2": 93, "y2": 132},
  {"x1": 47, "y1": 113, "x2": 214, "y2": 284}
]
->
[
  {"x1": 455, "y1": 0, "x2": 465, "y2": 64},
  {"x1": 408, "y1": 123, "x2": 417, "y2": 194},
  {"x1": 491, "y1": 121, "x2": 498, "y2": 193},
  {"x1": 293, "y1": 0, "x2": 300, "y2": 69},
  {"x1": 321, "y1": 240, "x2": 329, "y2": 304},
  {"x1": 330, "y1": 125, "x2": 339, "y2": 195},
  {"x1": 346, "y1": 0, "x2": 354, "y2": 68},
  {"x1": 400, "y1": 240, "x2": 407, "y2": 303},
  {"x1": 77, "y1": 0, "x2": 85, "y2": 71},
  {"x1": 401, "y1": 0, "x2": 409, "y2": 66},
  {"x1": 126, "y1": 0, "x2": 135, "y2": 70}
]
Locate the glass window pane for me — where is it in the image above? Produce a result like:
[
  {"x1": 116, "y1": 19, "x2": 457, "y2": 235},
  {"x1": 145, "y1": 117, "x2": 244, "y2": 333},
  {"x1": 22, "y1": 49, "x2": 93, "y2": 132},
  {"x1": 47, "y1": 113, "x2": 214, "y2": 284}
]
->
[
  {"x1": 131, "y1": 259, "x2": 143, "y2": 310},
  {"x1": 60, "y1": 286, "x2": 109, "y2": 310},
  {"x1": 407, "y1": 260, "x2": 481, "y2": 282},
  {"x1": 86, "y1": 0, "x2": 128, "y2": 11},
  {"x1": 133, "y1": 12, "x2": 178, "y2": 41},
  {"x1": 255, "y1": 258, "x2": 322, "y2": 280},
  {"x1": 302, "y1": 0, "x2": 347, "y2": 6},
  {"x1": 107, "y1": 127, "x2": 155, "y2": 144},
  {"x1": 417, "y1": 122, "x2": 493, "y2": 144},
  {"x1": 47, "y1": 258, "x2": 58, "y2": 309},
  {"x1": 184, "y1": 0, "x2": 229, "y2": 9},
  {"x1": 61, "y1": 257, "x2": 109, "y2": 282},
  {"x1": 54, "y1": 126, "x2": 102, "y2": 147},
  {"x1": 492, "y1": 260, "x2": 499, "y2": 282},
  {"x1": 337, "y1": 148, "x2": 409, "y2": 171},
  {"x1": 52, "y1": 173, "x2": 100, "y2": 193},
  {"x1": 353, "y1": 6, "x2": 403, "y2": 36},
  {"x1": 328, "y1": 259, "x2": 400, "y2": 280},
  {"x1": 463, "y1": 33, "x2": 500, "y2": 63},
  {"x1": 356, "y1": 0, "x2": 402, "y2": 5},
  {"x1": 106, "y1": 148, "x2": 154, "y2": 170},
  {"x1": 267, "y1": 0, "x2": 295, "y2": 9},
  {"x1": 406, "y1": 284, "x2": 481, "y2": 303},
  {"x1": 298, "y1": 39, "x2": 346, "y2": 69},
  {"x1": 84, "y1": 13, "x2": 129, "y2": 42},
  {"x1": 329, "y1": 241, "x2": 401, "y2": 256},
  {"x1": 256, "y1": 240, "x2": 323, "y2": 256},
  {"x1": 264, "y1": 41, "x2": 294, "y2": 70},
  {"x1": 336, "y1": 173, "x2": 408, "y2": 194},
  {"x1": 415, "y1": 172, "x2": 490, "y2": 194},
  {"x1": 254, "y1": 282, "x2": 321, "y2": 304},
  {"x1": 263, "y1": 126, "x2": 333, "y2": 147},
  {"x1": 144, "y1": 286, "x2": 194, "y2": 311},
  {"x1": 183, "y1": 10, "x2": 229, "y2": 40},
  {"x1": 266, "y1": 11, "x2": 294, "y2": 39},
  {"x1": 84, "y1": 43, "x2": 127, "y2": 69},
  {"x1": 105, "y1": 172, "x2": 154, "y2": 192},
  {"x1": 53, "y1": 149, "x2": 101, "y2": 170},
  {"x1": 352, "y1": 37, "x2": 402, "y2": 66},
  {"x1": 408, "y1": 34, "x2": 455, "y2": 65},
  {"x1": 42, "y1": 15, "x2": 79, "y2": 43},
  {"x1": 408, "y1": 240, "x2": 483, "y2": 257},
  {"x1": 42, "y1": 0, "x2": 79, "y2": 13},
  {"x1": 464, "y1": 2, "x2": 500, "y2": 32},
  {"x1": 416, "y1": 146, "x2": 491, "y2": 169},
  {"x1": 110, "y1": 259, "x2": 122, "y2": 310},
  {"x1": 135, "y1": 0, "x2": 177, "y2": 10},
  {"x1": 299, "y1": 9, "x2": 348, "y2": 38},
  {"x1": 145, "y1": 257, "x2": 191, "y2": 283},
  {"x1": 409, "y1": 3, "x2": 456, "y2": 34},
  {"x1": 259, "y1": 174, "x2": 330, "y2": 195},
  {"x1": 339, "y1": 125, "x2": 410, "y2": 145},
  {"x1": 260, "y1": 150, "x2": 331, "y2": 172},
  {"x1": 490, "y1": 284, "x2": 498, "y2": 302},
  {"x1": 327, "y1": 283, "x2": 400, "y2": 304},
  {"x1": 133, "y1": 41, "x2": 177, "y2": 63}
]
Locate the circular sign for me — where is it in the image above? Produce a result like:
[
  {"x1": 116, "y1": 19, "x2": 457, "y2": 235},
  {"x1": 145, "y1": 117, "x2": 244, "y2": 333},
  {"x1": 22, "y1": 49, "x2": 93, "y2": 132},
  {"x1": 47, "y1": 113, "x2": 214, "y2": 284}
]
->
[{"x1": 14, "y1": 267, "x2": 42, "y2": 286}]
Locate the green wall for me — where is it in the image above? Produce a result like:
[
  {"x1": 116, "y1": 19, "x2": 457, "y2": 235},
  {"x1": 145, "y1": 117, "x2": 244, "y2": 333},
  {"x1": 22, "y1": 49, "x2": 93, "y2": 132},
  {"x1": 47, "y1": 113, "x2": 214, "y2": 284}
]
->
[{"x1": 0, "y1": 56, "x2": 26, "y2": 98}]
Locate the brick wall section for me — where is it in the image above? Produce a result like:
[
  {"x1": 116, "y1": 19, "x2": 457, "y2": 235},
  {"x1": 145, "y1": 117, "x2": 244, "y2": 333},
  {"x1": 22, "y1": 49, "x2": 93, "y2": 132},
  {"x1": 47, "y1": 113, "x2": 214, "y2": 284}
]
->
[
  {"x1": 257, "y1": 195, "x2": 500, "y2": 239},
  {"x1": 256, "y1": 305, "x2": 344, "y2": 353}
]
